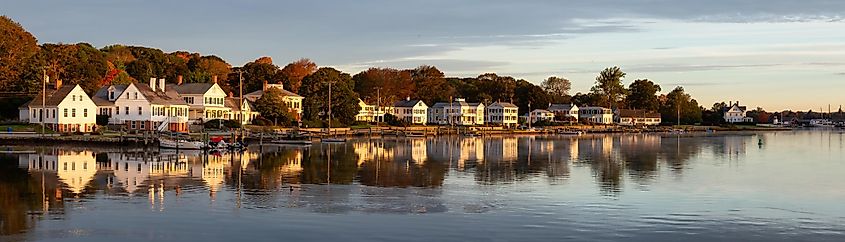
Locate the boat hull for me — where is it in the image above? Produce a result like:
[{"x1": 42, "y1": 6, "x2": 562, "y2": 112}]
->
[{"x1": 159, "y1": 139, "x2": 205, "y2": 150}]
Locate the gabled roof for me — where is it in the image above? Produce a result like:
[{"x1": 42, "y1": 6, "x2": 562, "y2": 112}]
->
[
  {"x1": 225, "y1": 97, "x2": 253, "y2": 111},
  {"x1": 244, "y1": 87, "x2": 302, "y2": 98},
  {"x1": 617, "y1": 109, "x2": 661, "y2": 118},
  {"x1": 549, "y1": 103, "x2": 577, "y2": 111},
  {"x1": 91, "y1": 96, "x2": 114, "y2": 106},
  {"x1": 23, "y1": 85, "x2": 78, "y2": 107},
  {"x1": 531, "y1": 109, "x2": 552, "y2": 114},
  {"x1": 134, "y1": 83, "x2": 189, "y2": 106},
  {"x1": 168, "y1": 83, "x2": 215, "y2": 95},
  {"x1": 394, "y1": 99, "x2": 425, "y2": 108},
  {"x1": 724, "y1": 103, "x2": 747, "y2": 113},
  {"x1": 488, "y1": 101, "x2": 518, "y2": 108},
  {"x1": 431, "y1": 99, "x2": 471, "y2": 108}
]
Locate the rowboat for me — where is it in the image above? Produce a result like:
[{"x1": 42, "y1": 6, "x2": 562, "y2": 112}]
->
[{"x1": 159, "y1": 138, "x2": 205, "y2": 150}]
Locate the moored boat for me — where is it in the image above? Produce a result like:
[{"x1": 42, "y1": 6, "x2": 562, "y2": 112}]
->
[{"x1": 159, "y1": 138, "x2": 205, "y2": 150}]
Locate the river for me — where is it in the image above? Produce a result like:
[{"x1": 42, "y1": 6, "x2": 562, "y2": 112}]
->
[{"x1": 1, "y1": 130, "x2": 844, "y2": 241}]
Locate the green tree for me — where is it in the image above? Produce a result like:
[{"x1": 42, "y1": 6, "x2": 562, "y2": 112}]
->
[
  {"x1": 253, "y1": 87, "x2": 294, "y2": 126},
  {"x1": 240, "y1": 58, "x2": 280, "y2": 93},
  {"x1": 299, "y1": 67, "x2": 360, "y2": 126},
  {"x1": 626, "y1": 79, "x2": 661, "y2": 111},
  {"x1": 513, "y1": 79, "x2": 551, "y2": 114},
  {"x1": 410, "y1": 65, "x2": 454, "y2": 104},
  {"x1": 591, "y1": 66, "x2": 628, "y2": 108},
  {"x1": 0, "y1": 16, "x2": 39, "y2": 92},
  {"x1": 542, "y1": 76, "x2": 571, "y2": 98},
  {"x1": 659, "y1": 86, "x2": 702, "y2": 125},
  {"x1": 571, "y1": 92, "x2": 601, "y2": 107},
  {"x1": 35, "y1": 43, "x2": 110, "y2": 93},
  {"x1": 475, "y1": 73, "x2": 517, "y2": 103}
]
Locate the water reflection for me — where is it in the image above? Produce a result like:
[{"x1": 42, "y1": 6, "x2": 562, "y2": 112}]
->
[{"x1": 4, "y1": 131, "x2": 843, "y2": 238}]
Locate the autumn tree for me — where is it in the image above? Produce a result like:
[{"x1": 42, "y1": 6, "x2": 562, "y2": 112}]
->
[
  {"x1": 353, "y1": 67, "x2": 414, "y2": 105},
  {"x1": 0, "y1": 16, "x2": 39, "y2": 92},
  {"x1": 513, "y1": 79, "x2": 551, "y2": 115},
  {"x1": 410, "y1": 65, "x2": 454, "y2": 104},
  {"x1": 626, "y1": 79, "x2": 661, "y2": 111},
  {"x1": 299, "y1": 67, "x2": 360, "y2": 126},
  {"x1": 277, "y1": 58, "x2": 317, "y2": 94},
  {"x1": 254, "y1": 87, "x2": 294, "y2": 126},
  {"x1": 474, "y1": 73, "x2": 517, "y2": 104},
  {"x1": 34, "y1": 43, "x2": 110, "y2": 93},
  {"x1": 591, "y1": 66, "x2": 628, "y2": 108}
]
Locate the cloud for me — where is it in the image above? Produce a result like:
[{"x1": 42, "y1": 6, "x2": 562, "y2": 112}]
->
[{"x1": 835, "y1": 72, "x2": 845, "y2": 75}]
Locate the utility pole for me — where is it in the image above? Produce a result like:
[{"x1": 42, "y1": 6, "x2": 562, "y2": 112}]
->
[
  {"x1": 238, "y1": 71, "x2": 244, "y2": 141},
  {"x1": 375, "y1": 87, "x2": 381, "y2": 124},
  {"x1": 528, "y1": 102, "x2": 532, "y2": 130}
]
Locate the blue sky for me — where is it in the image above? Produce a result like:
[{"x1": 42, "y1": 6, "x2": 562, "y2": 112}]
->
[{"x1": 4, "y1": 0, "x2": 845, "y2": 111}]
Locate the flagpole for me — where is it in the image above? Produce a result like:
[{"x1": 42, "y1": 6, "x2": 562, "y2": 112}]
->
[{"x1": 42, "y1": 69, "x2": 47, "y2": 137}]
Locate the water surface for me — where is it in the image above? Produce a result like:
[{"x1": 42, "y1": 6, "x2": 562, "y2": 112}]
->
[{"x1": 1, "y1": 130, "x2": 844, "y2": 241}]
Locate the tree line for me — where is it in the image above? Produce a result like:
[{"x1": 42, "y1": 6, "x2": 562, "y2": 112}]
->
[{"x1": 1, "y1": 15, "x2": 707, "y2": 126}]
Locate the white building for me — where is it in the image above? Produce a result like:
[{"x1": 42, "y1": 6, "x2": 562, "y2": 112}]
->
[
  {"x1": 225, "y1": 96, "x2": 258, "y2": 125},
  {"x1": 168, "y1": 77, "x2": 230, "y2": 124},
  {"x1": 427, "y1": 98, "x2": 484, "y2": 126},
  {"x1": 19, "y1": 81, "x2": 98, "y2": 133},
  {"x1": 615, "y1": 109, "x2": 662, "y2": 126},
  {"x1": 485, "y1": 102, "x2": 519, "y2": 127},
  {"x1": 723, "y1": 101, "x2": 752, "y2": 123},
  {"x1": 524, "y1": 109, "x2": 555, "y2": 124},
  {"x1": 93, "y1": 78, "x2": 190, "y2": 133},
  {"x1": 579, "y1": 106, "x2": 613, "y2": 124},
  {"x1": 19, "y1": 149, "x2": 97, "y2": 194},
  {"x1": 548, "y1": 103, "x2": 579, "y2": 122},
  {"x1": 244, "y1": 82, "x2": 303, "y2": 120},
  {"x1": 392, "y1": 98, "x2": 428, "y2": 125}
]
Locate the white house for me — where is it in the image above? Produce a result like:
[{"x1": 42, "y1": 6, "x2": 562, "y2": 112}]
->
[
  {"x1": 392, "y1": 98, "x2": 428, "y2": 125},
  {"x1": 579, "y1": 106, "x2": 614, "y2": 124},
  {"x1": 355, "y1": 99, "x2": 376, "y2": 122},
  {"x1": 548, "y1": 103, "x2": 579, "y2": 122},
  {"x1": 615, "y1": 109, "x2": 662, "y2": 126},
  {"x1": 427, "y1": 98, "x2": 484, "y2": 126},
  {"x1": 225, "y1": 96, "x2": 258, "y2": 125},
  {"x1": 485, "y1": 102, "x2": 519, "y2": 127},
  {"x1": 524, "y1": 109, "x2": 555, "y2": 124},
  {"x1": 244, "y1": 82, "x2": 303, "y2": 120},
  {"x1": 94, "y1": 78, "x2": 190, "y2": 133},
  {"x1": 168, "y1": 77, "x2": 230, "y2": 124},
  {"x1": 19, "y1": 80, "x2": 98, "y2": 133},
  {"x1": 723, "y1": 101, "x2": 752, "y2": 123}
]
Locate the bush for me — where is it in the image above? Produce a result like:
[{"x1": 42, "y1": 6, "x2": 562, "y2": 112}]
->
[
  {"x1": 96, "y1": 115, "x2": 110, "y2": 126},
  {"x1": 203, "y1": 119, "x2": 241, "y2": 130},
  {"x1": 384, "y1": 114, "x2": 406, "y2": 127}
]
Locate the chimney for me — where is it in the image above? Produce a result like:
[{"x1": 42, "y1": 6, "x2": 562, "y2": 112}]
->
[
  {"x1": 159, "y1": 78, "x2": 165, "y2": 92},
  {"x1": 150, "y1": 77, "x2": 157, "y2": 91},
  {"x1": 263, "y1": 81, "x2": 268, "y2": 91},
  {"x1": 406, "y1": 96, "x2": 410, "y2": 101},
  {"x1": 54, "y1": 79, "x2": 62, "y2": 90},
  {"x1": 212, "y1": 75, "x2": 218, "y2": 84},
  {"x1": 228, "y1": 91, "x2": 233, "y2": 98},
  {"x1": 177, "y1": 75, "x2": 183, "y2": 85}
]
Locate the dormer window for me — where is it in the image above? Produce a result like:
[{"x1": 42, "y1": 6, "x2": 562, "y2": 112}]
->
[{"x1": 110, "y1": 92, "x2": 115, "y2": 100}]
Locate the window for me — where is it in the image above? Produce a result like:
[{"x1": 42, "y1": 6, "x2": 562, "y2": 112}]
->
[
  {"x1": 138, "y1": 107, "x2": 142, "y2": 115},
  {"x1": 140, "y1": 121, "x2": 145, "y2": 129},
  {"x1": 110, "y1": 92, "x2": 114, "y2": 99},
  {"x1": 83, "y1": 109, "x2": 87, "y2": 117},
  {"x1": 125, "y1": 107, "x2": 129, "y2": 115},
  {"x1": 64, "y1": 108, "x2": 68, "y2": 117},
  {"x1": 72, "y1": 95, "x2": 76, "y2": 101},
  {"x1": 131, "y1": 121, "x2": 136, "y2": 129},
  {"x1": 72, "y1": 108, "x2": 76, "y2": 117},
  {"x1": 134, "y1": 92, "x2": 138, "y2": 99},
  {"x1": 53, "y1": 109, "x2": 56, "y2": 118}
]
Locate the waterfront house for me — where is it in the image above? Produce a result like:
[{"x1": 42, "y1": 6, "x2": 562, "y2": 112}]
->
[
  {"x1": 723, "y1": 101, "x2": 753, "y2": 123},
  {"x1": 485, "y1": 101, "x2": 519, "y2": 128},
  {"x1": 225, "y1": 95, "x2": 258, "y2": 125},
  {"x1": 427, "y1": 98, "x2": 485, "y2": 126},
  {"x1": 524, "y1": 109, "x2": 555, "y2": 124},
  {"x1": 579, "y1": 106, "x2": 613, "y2": 124},
  {"x1": 548, "y1": 103, "x2": 579, "y2": 122},
  {"x1": 615, "y1": 109, "x2": 662, "y2": 126},
  {"x1": 19, "y1": 80, "x2": 98, "y2": 133},
  {"x1": 393, "y1": 98, "x2": 428, "y2": 125},
  {"x1": 94, "y1": 78, "x2": 190, "y2": 132},
  {"x1": 244, "y1": 82, "x2": 303, "y2": 120},
  {"x1": 355, "y1": 99, "x2": 376, "y2": 122},
  {"x1": 168, "y1": 76, "x2": 231, "y2": 124}
]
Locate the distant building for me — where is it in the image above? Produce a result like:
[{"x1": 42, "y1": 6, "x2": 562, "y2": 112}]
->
[
  {"x1": 19, "y1": 80, "x2": 98, "y2": 133},
  {"x1": 723, "y1": 101, "x2": 752, "y2": 123},
  {"x1": 392, "y1": 98, "x2": 428, "y2": 125},
  {"x1": 355, "y1": 99, "x2": 376, "y2": 122},
  {"x1": 548, "y1": 103, "x2": 579, "y2": 121},
  {"x1": 244, "y1": 82, "x2": 303, "y2": 120},
  {"x1": 615, "y1": 109, "x2": 662, "y2": 126},
  {"x1": 524, "y1": 109, "x2": 555, "y2": 123},
  {"x1": 428, "y1": 98, "x2": 485, "y2": 126},
  {"x1": 485, "y1": 102, "x2": 519, "y2": 127},
  {"x1": 579, "y1": 106, "x2": 613, "y2": 124},
  {"x1": 225, "y1": 96, "x2": 258, "y2": 125},
  {"x1": 94, "y1": 78, "x2": 190, "y2": 132},
  {"x1": 168, "y1": 76, "x2": 230, "y2": 124}
]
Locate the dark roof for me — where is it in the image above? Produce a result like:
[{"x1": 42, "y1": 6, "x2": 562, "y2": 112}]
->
[
  {"x1": 489, "y1": 102, "x2": 518, "y2": 108},
  {"x1": 394, "y1": 99, "x2": 425, "y2": 108},
  {"x1": 244, "y1": 87, "x2": 302, "y2": 98},
  {"x1": 23, "y1": 85, "x2": 77, "y2": 107},
  {"x1": 91, "y1": 96, "x2": 114, "y2": 106},
  {"x1": 225, "y1": 97, "x2": 254, "y2": 111},
  {"x1": 135, "y1": 83, "x2": 188, "y2": 106},
  {"x1": 168, "y1": 83, "x2": 214, "y2": 95},
  {"x1": 431, "y1": 100, "x2": 471, "y2": 108},
  {"x1": 548, "y1": 104, "x2": 576, "y2": 111},
  {"x1": 617, "y1": 109, "x2": 661, "y2": 118}
]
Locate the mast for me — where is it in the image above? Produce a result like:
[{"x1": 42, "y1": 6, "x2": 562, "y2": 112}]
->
[
  {"x1": 328, "y1": 80, "x2": 332, "y2": 136},
  {"x1": 41, "y1": 69, "x2": 47, "y2": 136}
]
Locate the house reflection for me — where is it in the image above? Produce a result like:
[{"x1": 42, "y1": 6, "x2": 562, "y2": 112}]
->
[{"x1": 19, "y1": 149, "x2": 97, "y2": 195}]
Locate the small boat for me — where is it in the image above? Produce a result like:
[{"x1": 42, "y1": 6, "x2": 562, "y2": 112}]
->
[
  {"x1": 558, "y1": 129, "x2": 583, "y2": 136},
  {"x1": 159, "y1": 138, "x2": 205, "y2": 150},
  {"x1": 271, "y1": 132, "x2": 314, "y2": 145},
  {"x1": 321, "y1": 137, "x2": 347, "y2": 143},
  {"x1": 404, "y1": 131, "x2": 426, "y2": 138}
]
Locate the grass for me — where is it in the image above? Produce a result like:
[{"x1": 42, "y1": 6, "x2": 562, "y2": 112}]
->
[{"x1": 0, "y1": 124, "x2": 56, "y2": 133}]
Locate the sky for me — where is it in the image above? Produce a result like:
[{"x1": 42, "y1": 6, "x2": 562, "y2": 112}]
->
[{"x1": 3, "y1": 0, "x2": 845, "y2": 111}]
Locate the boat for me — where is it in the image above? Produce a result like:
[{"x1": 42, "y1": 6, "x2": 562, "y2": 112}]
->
[
  {"x1": 321, "y1": 137, "x2": 347, "y2": 143},
  {"x1": 271, "y1": 132, "x2": 314, "y2": 145},
  {"x1": 810, "y1": 119, "x2": 835, "y2": 128},
  {"x1": 159, "y1": 138, "x2": 205, "y2": 150},
  {"x1": 320, "y1": 81, "x2": 347, "y2": 144},
  {"x1": 558, "y1": 129, "x2": 583, "y2": 136},
  {"x1": 403, "y1": 131, "x2": 426, "y2": 138}
]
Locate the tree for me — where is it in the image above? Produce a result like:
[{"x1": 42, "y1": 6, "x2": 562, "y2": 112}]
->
[
  {"x1": 659, "y1": 86, "x2": 702, "y2": 125},
  {"x1": 410, "y1": 65, "x2": 454, "y2": 104},
  {"x1": 474, "y1": 73, "x2": 517, "y2": 104},
  {"x1": 626, "y1": 79, "x2": 661, "y2": 111},
  {"x1": 299, "y1": 67, "x2": 360, "y2": 126},
  {"x1": 277, "y1": 58, "x2": 317, "y2": 94},
  {"x1": 253, "y1": 87, "x2": 294, "y2": 126},
  {"x1": 0, "y1": 16, "x2": 39, "y2": 92},
  {"x1": 571, "y1": 92, "x2": 601, "y2": 107},
  {"x1": 352, "y1": 67, "x2": 414, "y2": 104},
  {"x1": 591, "y1": 66, "x2": 628, "y2": 108},
  {"x1": 542, "y1": 76, "x2": 571, "y2": 98},
  {"x1": 513, "y1": 79, "x2": 551, "y2": 115},
  {"x1": 240, "y1": 58, "x2": 280, "y2": 93},
  {"x1": 36, "y1": 43, "x2": 110, "y2": 93}
]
